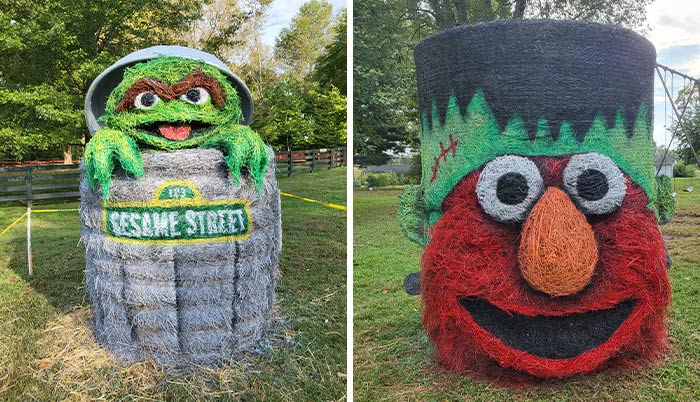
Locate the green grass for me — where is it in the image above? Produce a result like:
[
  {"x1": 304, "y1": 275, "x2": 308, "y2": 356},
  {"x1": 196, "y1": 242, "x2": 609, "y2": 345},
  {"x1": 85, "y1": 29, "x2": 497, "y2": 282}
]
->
[
  {"x1": 0, "y1": 167, "x2": 347, "y2": 401},
  {"x1": 353, "y1": 178, "x2": 700, "y2": 401}
]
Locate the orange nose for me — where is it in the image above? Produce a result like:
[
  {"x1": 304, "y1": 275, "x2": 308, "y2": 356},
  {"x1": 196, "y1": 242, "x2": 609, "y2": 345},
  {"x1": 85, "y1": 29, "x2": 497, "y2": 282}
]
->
[{"x1": 518, "y1": 187, "x2": 598, "y2": 297}]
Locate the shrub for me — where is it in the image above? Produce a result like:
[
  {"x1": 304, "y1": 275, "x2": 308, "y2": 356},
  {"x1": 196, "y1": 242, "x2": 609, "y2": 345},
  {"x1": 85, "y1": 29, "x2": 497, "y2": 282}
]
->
[
  {"x1": 674, "y1": 162, "x2": 697, "y2": 178},
  {"x1": 364, "y1": 173, "x2": 396, "y2": 188}
]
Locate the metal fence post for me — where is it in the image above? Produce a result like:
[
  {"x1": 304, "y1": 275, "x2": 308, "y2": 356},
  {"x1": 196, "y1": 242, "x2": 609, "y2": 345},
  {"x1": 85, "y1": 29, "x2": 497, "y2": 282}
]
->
[
  {"x1": 310, "y1": 149, "x2": 315, "y2": 173},
  {"x1": 288, "y1": 151, "x2": 292, "y2": 177}
]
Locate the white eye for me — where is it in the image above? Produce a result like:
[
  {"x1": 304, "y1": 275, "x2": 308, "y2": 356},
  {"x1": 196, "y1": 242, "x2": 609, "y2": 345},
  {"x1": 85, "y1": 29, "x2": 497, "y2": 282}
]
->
[
  {"x1": 563, "y1": 153, "x2": 626, "y2": 215},
  {"x1": 476, "y1": 155, "x2": 544, "y2": 223},
  {"x1": 134, "y1": 92, "x2": 159, "y2": 110},
  {"x1": 180, "y1": 87, "x2": 210, "y2": 105}
]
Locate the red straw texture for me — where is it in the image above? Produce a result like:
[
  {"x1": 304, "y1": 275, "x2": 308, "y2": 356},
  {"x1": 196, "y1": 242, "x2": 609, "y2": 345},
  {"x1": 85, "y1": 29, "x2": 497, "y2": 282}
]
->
[{"x1": 421, "y1": 156, "x2": 670, "y2": 379}]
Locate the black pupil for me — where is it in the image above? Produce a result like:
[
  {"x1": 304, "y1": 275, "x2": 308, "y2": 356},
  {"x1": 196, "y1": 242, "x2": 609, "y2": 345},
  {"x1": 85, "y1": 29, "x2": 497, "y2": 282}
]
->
[
  {"x1": 577, "y1": 169, "x2": 609, "y2": 201},
  {"x1": 140, "y1": 92, "x2": 155, "y2": 107},
  {"x1": 187, "y1": 89, "x2": 201, "y2": 102},
  {"x1": 496, "y1": 172, "x2": 529, "y2": 205}
]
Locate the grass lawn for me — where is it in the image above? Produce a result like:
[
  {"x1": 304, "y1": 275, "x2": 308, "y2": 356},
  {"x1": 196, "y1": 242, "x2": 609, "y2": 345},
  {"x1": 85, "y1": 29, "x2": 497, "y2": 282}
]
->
[
  {"x1": 0, "y1": 167, "x2": 347, "y2": 401},
  {"x1": 354, "y1": 177, "x2": 700, "y2": 401}
]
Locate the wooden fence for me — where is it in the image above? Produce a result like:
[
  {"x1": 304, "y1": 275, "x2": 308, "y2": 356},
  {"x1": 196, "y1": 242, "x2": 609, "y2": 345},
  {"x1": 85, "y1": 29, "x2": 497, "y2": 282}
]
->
[{"x1": 0, "y1": 147, "x2": 346, "y2": 204}]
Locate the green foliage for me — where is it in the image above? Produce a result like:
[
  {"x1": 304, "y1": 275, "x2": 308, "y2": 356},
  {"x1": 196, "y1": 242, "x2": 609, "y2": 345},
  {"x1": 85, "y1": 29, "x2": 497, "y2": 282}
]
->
[
  {"x1": 314, "y1": 9, "x2": 347, "y2": 95},
  {"x1": 674, "y1": 161, "x2": 697, "y2": 178},
  {"x1": 274, "y1": 0, "x2": 335, "y2": 81},
  {"x1": 656, "y1": 175, "x2": 675, "y2": 225},
  {"x1": 418, "y1": 0, "x2": 651, "y2": 30},
  {"x1": 353, "y1": 0, "x2": 422, "y2": 163},
  {"x1": 253, "y1": 80, "x2": 346, "y2": 151},
  {"x1": 0, "y1": 0, "x2": 201, "y2": 161},
  {"x1": 672, "y1": 86, "x2": 700, "y2": 168}
]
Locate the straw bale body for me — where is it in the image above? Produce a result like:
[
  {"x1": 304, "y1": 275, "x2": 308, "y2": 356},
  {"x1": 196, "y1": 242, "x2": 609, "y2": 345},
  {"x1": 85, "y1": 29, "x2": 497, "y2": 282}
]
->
[{"x1": 79, "y1": 148, "x2": 281, "y2": 366}]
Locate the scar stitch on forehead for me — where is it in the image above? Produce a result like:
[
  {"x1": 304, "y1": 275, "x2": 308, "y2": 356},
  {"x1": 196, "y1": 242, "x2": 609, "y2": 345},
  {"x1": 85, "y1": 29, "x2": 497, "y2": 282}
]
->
[{"x1": 115, "y1": 69, "x2": 225, "y2": 111}]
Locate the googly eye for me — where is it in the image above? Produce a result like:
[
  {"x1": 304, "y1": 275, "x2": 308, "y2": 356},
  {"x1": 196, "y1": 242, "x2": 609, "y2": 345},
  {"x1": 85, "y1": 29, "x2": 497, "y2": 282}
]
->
[
  {"x1": 563, "y1": 152, "x2": 626, "y2": 215},
  {"x1": 134, "y1": 92, "x2": 159, "y2": 110},
  {"x1": 180, "y1": 87, "x2": 210, "y2": 105},
  {"x1": 476, "y1": 155, "x2": 544, "y2": 223}
]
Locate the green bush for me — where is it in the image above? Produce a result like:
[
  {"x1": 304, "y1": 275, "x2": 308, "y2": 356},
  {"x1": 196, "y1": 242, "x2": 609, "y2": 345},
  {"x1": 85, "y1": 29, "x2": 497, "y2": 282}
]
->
[
  {"x1": 674, "y1": 162, "x2": 697, "y2": 178},
  {"x1": 364, "y1": 173, "x2": 396, "y2": 187}
]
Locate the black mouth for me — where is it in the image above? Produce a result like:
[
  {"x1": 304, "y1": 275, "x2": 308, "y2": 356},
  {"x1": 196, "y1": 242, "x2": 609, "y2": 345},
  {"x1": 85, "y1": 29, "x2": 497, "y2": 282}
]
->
[
  {"x1": 459, "y1": 298, "x2": 636, "y2": 359},
  {"x1": 136, "y1": 121, "x2": 212, "y2": 137}
]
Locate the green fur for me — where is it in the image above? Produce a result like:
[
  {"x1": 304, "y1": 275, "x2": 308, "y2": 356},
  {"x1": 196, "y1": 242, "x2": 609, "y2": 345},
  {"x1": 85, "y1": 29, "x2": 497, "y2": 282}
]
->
[
  {"x1": 84, "y1": 129, "x2": 144, "y2": 201},
  {"x1": 400, "y1": 90, "x2": 661, "y2": 245},
  {"x1": 84, "y1": 57, "x2": 267, "y2": 201}
]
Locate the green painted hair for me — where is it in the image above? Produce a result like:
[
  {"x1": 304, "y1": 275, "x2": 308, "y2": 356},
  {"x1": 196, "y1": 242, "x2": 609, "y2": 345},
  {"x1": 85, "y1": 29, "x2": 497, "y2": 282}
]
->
[
  {"x1": 99, "y1": 57, "x2": 243, "y2": 133},
  {"x1": 400, "y1": 90, "x2": 667, "y2": 246}
]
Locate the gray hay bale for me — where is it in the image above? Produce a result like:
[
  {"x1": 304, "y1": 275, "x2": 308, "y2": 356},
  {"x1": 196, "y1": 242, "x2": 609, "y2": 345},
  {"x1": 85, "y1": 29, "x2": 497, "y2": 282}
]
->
[{"x1": 79, "y1": 148, "x2": 281, "y2": 366}]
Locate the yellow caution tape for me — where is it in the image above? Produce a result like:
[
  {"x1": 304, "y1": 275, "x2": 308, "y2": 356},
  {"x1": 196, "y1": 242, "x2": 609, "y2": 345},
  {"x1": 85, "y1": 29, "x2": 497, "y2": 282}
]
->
[
  {"x1": 280, "y1": 192, "x2": 346, "y2": 211},
  {"x1": 0, "y1": 208, "x2": 78, "y2": 238},
  {"x1": 0, "y1": 212, "x2": 28, "y2": 237}
]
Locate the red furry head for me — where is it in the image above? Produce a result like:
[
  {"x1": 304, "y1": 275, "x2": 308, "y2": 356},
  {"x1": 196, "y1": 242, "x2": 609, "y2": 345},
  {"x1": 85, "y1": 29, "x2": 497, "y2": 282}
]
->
[{"x1": 421, "y1": 154, "x2": 670, "y2": 379}]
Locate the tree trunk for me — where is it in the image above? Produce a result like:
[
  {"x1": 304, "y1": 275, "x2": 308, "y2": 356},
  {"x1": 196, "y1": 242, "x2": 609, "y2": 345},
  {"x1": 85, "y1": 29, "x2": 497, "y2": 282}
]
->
[
  {"x1": 513, "y1": 0, "x2": 527, "y2": 18},
  {"x1": 63, "y1": 145, "x2": 73, "y2": 164}
]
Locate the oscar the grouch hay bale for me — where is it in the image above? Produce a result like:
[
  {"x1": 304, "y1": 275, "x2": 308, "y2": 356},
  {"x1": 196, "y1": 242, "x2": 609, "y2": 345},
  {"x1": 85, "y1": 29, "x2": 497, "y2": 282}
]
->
[{"x1": 79, "y1": 148, "x2": 281, "y2": 366}]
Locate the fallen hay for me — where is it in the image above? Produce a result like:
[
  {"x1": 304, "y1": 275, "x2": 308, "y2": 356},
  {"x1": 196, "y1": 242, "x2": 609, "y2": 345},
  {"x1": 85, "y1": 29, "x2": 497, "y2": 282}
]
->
[{"x1": 32, "y1": 305, "x2": 295, "y2": 401}]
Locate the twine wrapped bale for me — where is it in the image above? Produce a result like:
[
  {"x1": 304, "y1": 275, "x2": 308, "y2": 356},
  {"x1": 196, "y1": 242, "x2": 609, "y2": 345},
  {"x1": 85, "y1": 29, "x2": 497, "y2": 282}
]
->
[
  {"x1": 80, "y1": 147, "x2": 281, "y2": 366},
  {"x1": 401, "y1": 20, "x2": 673, "y2": 379}
]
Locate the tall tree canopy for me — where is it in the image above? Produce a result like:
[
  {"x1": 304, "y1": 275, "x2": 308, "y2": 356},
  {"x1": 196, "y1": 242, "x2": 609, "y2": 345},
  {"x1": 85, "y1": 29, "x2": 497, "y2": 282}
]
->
[
  {"x1": 274, "y1": 0, "x2": 335, "y2": 82},
  {"x1": 0, "y1": 0, "x2": 347, "y2": 161},
  {"x1": 0, "y1": 0, "x2": 200, "y2": 161}
]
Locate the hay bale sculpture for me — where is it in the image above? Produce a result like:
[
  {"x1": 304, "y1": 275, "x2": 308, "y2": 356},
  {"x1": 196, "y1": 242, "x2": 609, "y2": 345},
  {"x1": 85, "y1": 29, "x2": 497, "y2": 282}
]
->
[
  {"x1": 80, "y1": 46, "x2": 281, "y2": 366},
  {"x1": 399, "y1": 20, "x2": 675, "y2": 379}
]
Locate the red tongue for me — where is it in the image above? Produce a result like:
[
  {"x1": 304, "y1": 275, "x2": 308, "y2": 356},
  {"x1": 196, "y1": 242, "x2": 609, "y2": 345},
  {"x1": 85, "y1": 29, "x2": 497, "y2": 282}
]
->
[{"x1": 158, "y1": 123, "x2": 191, "y2": 141}]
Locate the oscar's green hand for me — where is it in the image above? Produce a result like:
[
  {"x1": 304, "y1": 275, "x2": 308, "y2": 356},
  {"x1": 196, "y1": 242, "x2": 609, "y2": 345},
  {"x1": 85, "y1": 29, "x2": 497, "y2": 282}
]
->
[
  {"x1": 202, "y1": 125, "x2": 269, "y2": 193},
  {"x1": 84, "y1": 129, "x2": 144, "y2": 201},
  {"x1": 84, "y1": 57, "x2": 269, "y2": 201}
]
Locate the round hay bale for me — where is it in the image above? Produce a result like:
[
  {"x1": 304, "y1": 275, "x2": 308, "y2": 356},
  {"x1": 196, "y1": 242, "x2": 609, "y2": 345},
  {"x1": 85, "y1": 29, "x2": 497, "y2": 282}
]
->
[{"x1": 79, "y1": 147, "x2": 281, "y2": 366}]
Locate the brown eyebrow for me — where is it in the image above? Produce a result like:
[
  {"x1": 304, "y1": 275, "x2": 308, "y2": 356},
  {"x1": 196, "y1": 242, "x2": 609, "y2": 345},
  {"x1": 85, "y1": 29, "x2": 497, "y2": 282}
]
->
[
  {"x1": 115, "y1": 78, "x2": 175, "y2": 112},
  {"x1": 115, "y1": 69, "x2": 226, "y2": 112},
  {"x1": 172, "y1": 69, "x2": 225, "y2": 108}
]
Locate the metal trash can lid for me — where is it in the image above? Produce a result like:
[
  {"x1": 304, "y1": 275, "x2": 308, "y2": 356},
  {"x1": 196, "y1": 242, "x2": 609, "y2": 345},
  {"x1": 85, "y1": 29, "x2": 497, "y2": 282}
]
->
[{"x1": 84, "y1": 45, "x2": 254, "y2": 134}]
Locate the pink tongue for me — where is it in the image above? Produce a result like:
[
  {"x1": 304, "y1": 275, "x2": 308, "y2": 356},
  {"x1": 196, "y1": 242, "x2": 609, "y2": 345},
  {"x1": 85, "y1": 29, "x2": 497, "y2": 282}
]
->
[{"x1": 159, "y1": 123, "x2": 191, "y2": 141}]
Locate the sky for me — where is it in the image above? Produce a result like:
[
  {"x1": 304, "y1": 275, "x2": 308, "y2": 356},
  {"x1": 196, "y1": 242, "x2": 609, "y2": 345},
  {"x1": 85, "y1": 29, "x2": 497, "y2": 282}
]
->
[
  {"x1": 261, "y1": 0, "x2": 346, "y2": 47},
  {"x1": 645, "y1": 0, "x2": 700, "y2": 148}
]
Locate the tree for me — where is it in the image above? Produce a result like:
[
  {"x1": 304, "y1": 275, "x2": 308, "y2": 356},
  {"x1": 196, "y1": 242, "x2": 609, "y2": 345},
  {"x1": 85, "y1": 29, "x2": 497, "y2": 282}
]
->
[
  {"x1": 672, "y1": 84, "x2": 700, "y2": 169},
  {"x1": 314, "y1": 9, "x2": 347, "y2": 95},
  {"x1": 252, "y1": 79, "x2": 314, "y2": 151},
  {"x1": 415, "y1": 0, "x2": 651, "y2": 30},
  {"x1": 0, "y1": 0, "x2": 200, "y2": 161},
  {"x1": 354, "y1": 0, "x2": 423, "y2": 166},
  {"x1": 303, "y1": 82, "x2": 347, "y2": 148},
  {"x1": 274, "y1": 0, "x2": 335, "y2": 82}
]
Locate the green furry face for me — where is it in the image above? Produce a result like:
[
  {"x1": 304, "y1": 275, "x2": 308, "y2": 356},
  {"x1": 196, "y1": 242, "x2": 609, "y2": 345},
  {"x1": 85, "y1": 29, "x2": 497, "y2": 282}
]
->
[{"x1": 99, "y1": 57, "x2": 243, "y2": 150}]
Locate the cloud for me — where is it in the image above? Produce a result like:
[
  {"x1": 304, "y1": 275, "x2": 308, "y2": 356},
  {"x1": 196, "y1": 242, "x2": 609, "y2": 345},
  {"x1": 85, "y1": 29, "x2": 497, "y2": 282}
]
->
[{"x1": 647, "y1": 0, "x2": 700, "y2": 50}]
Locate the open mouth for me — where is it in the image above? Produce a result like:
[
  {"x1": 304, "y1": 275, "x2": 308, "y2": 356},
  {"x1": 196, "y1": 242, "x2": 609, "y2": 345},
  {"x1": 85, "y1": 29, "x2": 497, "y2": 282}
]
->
[
  {"x1": 137, "y1": 121, "x2": 212, "y2": 141},
  {"x1": 459, "y1": 298, "x2": 636, "y2": 359}
]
